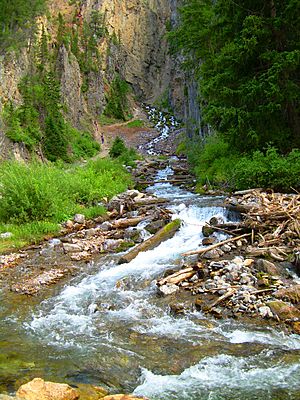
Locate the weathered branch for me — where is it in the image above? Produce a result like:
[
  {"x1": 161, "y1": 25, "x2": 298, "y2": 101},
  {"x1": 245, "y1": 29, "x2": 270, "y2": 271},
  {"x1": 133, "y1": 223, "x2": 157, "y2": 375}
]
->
[{"x1": 182, "y1": 233, "x2": 251, "y2": 257}]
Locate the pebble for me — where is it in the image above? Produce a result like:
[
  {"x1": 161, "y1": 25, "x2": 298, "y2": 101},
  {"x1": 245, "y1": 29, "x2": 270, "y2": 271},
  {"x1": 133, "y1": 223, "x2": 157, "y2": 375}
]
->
[
  {"x1": 259, "y1": 306, "x2": 273, "y2": 318},
  {"x1": 74, "y1": 214, "x2": 85, "y2": 224}
]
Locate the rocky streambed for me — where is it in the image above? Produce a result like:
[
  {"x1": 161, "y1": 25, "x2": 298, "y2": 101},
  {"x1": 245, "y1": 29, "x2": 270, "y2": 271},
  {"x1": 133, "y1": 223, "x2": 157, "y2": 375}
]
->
[{"x1": 0, "y1": 156, "x2": 300, "y2": 400}]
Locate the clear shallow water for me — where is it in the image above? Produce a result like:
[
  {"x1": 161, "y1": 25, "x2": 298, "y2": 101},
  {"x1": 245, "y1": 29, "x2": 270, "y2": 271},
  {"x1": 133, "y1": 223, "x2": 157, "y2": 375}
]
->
[{"x1": 0, "y1": 168, "x2": 300, "y2": 398}]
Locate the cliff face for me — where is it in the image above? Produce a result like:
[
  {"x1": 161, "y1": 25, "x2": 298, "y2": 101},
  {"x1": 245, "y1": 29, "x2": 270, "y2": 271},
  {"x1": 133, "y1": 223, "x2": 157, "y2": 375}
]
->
[
  {"x1": 0, "y1": 0, "x2": 173, "y2": 159},
  {"x1": 0, "y1": 0, "x2": 201, "y2": 160},
  {"x1": 101, "y1": 0, "x2": 171, "y2": 101}
]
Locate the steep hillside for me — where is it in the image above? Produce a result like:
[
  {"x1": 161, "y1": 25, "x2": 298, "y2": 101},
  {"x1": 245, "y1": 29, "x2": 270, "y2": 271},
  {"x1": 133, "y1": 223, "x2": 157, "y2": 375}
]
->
[{"x1": 0, "y1": 0, "x2": 173, "y2": 160}]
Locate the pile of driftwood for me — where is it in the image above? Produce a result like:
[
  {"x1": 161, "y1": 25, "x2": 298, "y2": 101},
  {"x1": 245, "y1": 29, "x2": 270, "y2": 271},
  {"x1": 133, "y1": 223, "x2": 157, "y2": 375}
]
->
[
  {"x1": 184, "y1": 189, "x2": 300, "y2": 263},
  {"x1": 225, "y1": 189, "x2": 300, "y2": 261}
]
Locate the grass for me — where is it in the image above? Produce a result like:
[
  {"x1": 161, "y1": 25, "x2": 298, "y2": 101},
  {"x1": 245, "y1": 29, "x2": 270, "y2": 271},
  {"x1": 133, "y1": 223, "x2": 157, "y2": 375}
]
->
[
  {"x1": 0, "y1": 221, "x2": 60, "y2": 253},
  {"x1": 0, "y1": 158, "x2": 133, "y2": 253},
  {"x1": 126, "y1": 119, "x2": 145, "y2": 128},
  {"x1": 99, "y1": 114, "x2": 123, "y2": 126}
]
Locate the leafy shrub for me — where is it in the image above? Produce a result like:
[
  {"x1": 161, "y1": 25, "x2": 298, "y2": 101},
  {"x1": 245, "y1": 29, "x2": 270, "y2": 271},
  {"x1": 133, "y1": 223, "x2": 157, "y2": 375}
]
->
[
  {"x1": 188, "y1": 134, "x2": 238, "y2": 188},
  {"x1": 233, "y1": 148, "x2": 300, "y2": 191},
  {"x1": 0, "y1": 159, "x2": 132, "y2": 225},
  {"x1": 69, "y1": 127, "x2": 100, "y2": 160},
  {"x1": 109, "y1": 136, "x2": 127, "y2": 158},
  {"x1": 109, "y1": 137, "x2": 139, "y2": 167},
  {"x1": 0, "y1": 162, "x2": 74, "y2": 223},
  {"x1": 126, "y1": 119, "x2": 145, "y2": 128},
  {"x1": 190, "y1": 134, "x2": 300, "y2": 192}
]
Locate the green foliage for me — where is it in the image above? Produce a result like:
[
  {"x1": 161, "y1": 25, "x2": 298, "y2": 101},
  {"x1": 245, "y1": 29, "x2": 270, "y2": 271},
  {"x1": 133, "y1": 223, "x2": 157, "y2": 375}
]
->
[
  {"x1": 170, "y1": 0, "x2": 300, "y2": 152},
  {"x1": 0, "y1": 162, "x2": 74, "y2": 224},
  {"x1": 126, "y1": 119, "x2": 145, "y2": 128},
  {"x1": 99, "y1": 114, "x2": 122, "y2": 126},
  {"x1": 189, "y1": 135, "x2": 300, "y2": 191},
  {"x1": 0, "y1": 221, "x2": 60, "y2": 252},
  {"x1": 0, "y1": 159, "x2": 132, "y2": 225},
  {"x1": 176, "y1": 141, "x2": 187, "y2": 156},
  {"x1": 43, "y1": 115, "x2": 68, "y2": 162},
  {"x1": 109, "y1": 136, "x2": 139, "y2": 167},
  {"x1": 69, "y1": 129, "x2": 100, "y2": 159},
  {"x1": 3, "y1": 70, "x2": 100, "y2": 161},
  {"x1": 0, "y1": 159, "x2": 132, "y2": 252},
  {"x1": 109, "y1": 136, "x2": 127, "y2": 158},
  {"x1": 0, "y1": 0, "x2": 46, "y2": 51},
  {"x1": 104, "y1": 74, "x2": 130, "y2": 120},
  {"x1": 188, "y1": 135, "x2": 238, "y2": 188},
  {"x1": 233, "y1": 148, "x2": 300, "y2": 191}
]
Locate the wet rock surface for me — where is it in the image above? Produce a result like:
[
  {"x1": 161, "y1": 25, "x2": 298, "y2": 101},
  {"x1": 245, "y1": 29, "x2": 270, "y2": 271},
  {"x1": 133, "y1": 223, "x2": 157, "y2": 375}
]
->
[{"x1": 16, "y1": 378, "x2": 79, "y2": 400}]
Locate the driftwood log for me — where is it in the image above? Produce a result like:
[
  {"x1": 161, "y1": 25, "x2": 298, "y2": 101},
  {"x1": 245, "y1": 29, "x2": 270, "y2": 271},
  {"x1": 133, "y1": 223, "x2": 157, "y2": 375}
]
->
[
  {"x1": 118, "y1": 219, "x2": 181, "y2": 264},
  {"x1": 111, "y1": 217, "x2": 146, "y2": 229},
  {"x1": 157, "y1": 267, "x2": 196, "y2": 286},
  {"x1": 182, "y1": 233, "x2": 251, "y2": 257}
]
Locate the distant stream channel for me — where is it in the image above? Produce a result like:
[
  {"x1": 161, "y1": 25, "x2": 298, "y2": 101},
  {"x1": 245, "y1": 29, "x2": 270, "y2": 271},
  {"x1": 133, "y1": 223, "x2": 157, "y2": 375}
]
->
[{"x1": 0, "y1": 110, "x2": 300, "y2": 399}]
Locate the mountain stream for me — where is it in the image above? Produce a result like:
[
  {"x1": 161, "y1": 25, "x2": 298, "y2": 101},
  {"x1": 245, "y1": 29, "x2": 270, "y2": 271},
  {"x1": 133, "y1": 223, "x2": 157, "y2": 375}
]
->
[{"x1": 0, "y1": 167, "x2": 300, "y2": 399}]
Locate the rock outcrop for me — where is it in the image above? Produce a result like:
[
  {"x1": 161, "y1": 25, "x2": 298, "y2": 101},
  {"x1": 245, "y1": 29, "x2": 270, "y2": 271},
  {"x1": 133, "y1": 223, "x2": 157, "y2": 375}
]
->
[{"x1": 16, "y1": 378, "x2": 79, "y2": 400}]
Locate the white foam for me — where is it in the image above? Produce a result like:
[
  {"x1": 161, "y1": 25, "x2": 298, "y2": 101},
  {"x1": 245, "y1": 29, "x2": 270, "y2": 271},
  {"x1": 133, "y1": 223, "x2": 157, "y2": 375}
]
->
[{"x1": 134, "y1": 354, "x2": 300, "y2": 399}]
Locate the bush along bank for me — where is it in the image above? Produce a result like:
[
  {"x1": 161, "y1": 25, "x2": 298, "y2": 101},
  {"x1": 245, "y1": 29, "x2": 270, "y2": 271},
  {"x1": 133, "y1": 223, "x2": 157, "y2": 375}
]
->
[
  {"x1": 184, "y1": 135, "x2": 300, "y2": 193},
  {"x1": 0, "y1": 158, "x2": 133, "y2": 253}
]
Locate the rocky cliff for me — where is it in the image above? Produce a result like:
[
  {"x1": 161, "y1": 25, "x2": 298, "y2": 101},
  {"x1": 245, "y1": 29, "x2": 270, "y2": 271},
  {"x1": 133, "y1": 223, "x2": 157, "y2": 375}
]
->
[{"x1": 0, "y1": 0, "x2": 173, "y2": 159}]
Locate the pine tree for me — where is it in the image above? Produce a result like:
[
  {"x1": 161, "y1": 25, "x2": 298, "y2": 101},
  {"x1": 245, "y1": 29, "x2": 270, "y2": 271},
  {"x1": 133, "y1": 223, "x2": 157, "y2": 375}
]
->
[{"x1": 171, "y1": 0, "x2": 300, "y2": 152}]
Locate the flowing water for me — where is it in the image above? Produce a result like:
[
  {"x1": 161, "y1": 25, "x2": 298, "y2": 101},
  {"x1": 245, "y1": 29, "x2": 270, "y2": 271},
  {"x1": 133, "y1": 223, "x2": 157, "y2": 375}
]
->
[
  {"x1": 0, "y1": 167, "x2": 300, "y2": 399},
  {"x1": 139, "y1": 106, "x2": 180, "y2": 155}
]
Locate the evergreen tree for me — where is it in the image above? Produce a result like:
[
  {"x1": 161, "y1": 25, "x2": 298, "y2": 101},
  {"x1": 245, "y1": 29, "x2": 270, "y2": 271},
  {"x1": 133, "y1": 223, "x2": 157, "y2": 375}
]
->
[{"x1": 171, "y1": 0, "x2": 300, "y2": 152}]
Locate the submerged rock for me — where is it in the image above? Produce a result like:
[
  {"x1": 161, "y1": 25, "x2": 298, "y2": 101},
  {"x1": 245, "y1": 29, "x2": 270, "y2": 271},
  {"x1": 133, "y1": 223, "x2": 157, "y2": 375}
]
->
[{"x1": 16, "y1": 378, "x2": 79, "y2": 400}]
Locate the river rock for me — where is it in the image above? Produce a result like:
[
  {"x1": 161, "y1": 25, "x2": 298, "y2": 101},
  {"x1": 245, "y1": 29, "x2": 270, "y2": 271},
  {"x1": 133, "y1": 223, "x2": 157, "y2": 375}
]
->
[
  {"x1": 202, "y1": 226, "x2": 214, "y2": 237},
  {"x1": 145, "y1": 220, "x2": 164, "y2": 234},
  {"x1": 63, "y1": 243, "x2": 82, "y2": 253},
  {"x1": 16, "y1": 378, "x2": 79, "y2": 400},
  {"x1": 267, "y1": 300, "x2": 300, "y2": 321},
  {"x1": 275, "y1": 285, "x2": 300, "y2": 304},
  {"x1": 0, "y1": 232, "x2": 13, "y2": 238},
  {"x1": 202, "y1": 237, "x2": 216, "y2": 246},
  {"x1": 102, "y1": 395, "x2": 148, "y2": 400},
  {"x1": 98, "y1": 222, "x2": 113, "y2": 231},
  {"x1": 256, "y1": 259, "x2": 280, "y2": 276},
  {"x1": 73, "y1": 214, "x2": 85, "y2": 224},
  {"x1": 258, "y1": 306, "x2": 273, "y2": 318},
  {"x1": 158, "y1": 284, "x2": 179, "y2": 296},
  {"x1": 203, "y1": 249, "x2": 223, "y2": 259},
  {"x1": 220, "y1": 244, "x2": 231, "y2": 253}
]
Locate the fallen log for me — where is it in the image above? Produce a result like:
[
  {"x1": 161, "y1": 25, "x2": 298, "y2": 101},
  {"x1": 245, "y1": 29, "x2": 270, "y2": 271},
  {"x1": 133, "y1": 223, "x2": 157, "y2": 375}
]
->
[
  {"x1": 111, "y1": 216, "x2": 146, "y2": 229},
  {"x1": 118, "y1": 219, "x2": 181, "y2": 264},
  {"x1": 233, "y1": 188, "x2": 263, "y2": 196},
  {"x1": 157, "y1": 267, "x2": 195, "y2": 286},
  {"x1": 182, "y1": 233, "x2": 251, "y2": 257},
  {"x1": 206, "y1": 288, "x2": 237, "y2": 310},
  {"x1": 134, "y1": 197, "x2": 167, "y2": 206}
]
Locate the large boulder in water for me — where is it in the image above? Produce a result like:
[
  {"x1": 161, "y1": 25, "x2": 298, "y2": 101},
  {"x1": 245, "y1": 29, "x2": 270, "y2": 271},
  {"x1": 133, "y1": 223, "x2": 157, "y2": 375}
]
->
[{"x1": 16, "y1": 378, "x2": 79, "y2": 400}]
